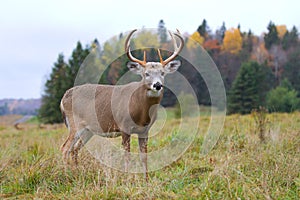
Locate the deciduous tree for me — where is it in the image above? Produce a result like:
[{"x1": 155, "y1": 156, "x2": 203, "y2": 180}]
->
[
  {"x1": 223, "y1": 28, "x2": 242, "y2": 54},
  {"x1": 186, "y1": 31, "x2": 205, "y2": 49}
]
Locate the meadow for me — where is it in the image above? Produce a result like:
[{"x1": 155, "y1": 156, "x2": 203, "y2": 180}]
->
[{"x1": 0, "y1": 111, "x2": 299, "y2": 199}]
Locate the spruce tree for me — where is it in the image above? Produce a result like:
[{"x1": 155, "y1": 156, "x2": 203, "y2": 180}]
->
[
  {"x1": 66, "y1": 41, "x2": 90, "y2": 88},
  {"x1": 197, "y1": 19, "x2": 210, "y2": 39},
  {"x1": 39, "y1": 54, "x2": 69, "y2": 123},
  {"x1": 39, "y1": 42, "x2": 91, "y2": 124},
  {"x1": 220, "y1": 22, "x2": 226, "y2": 41},
  {"x1": 282, "y1": 26, "x2": 299, "y2": 50},
  {"x1": 228, "y1": 61, "x2": 272, "y2": 114},
  {"x1": 264, "y1": 21, "x2": 279, "y2": 49}
]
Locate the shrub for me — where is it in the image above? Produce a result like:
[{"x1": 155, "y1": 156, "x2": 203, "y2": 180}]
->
[{"x1": 266, "y1": 85, "x2": 300, "y2": 112}]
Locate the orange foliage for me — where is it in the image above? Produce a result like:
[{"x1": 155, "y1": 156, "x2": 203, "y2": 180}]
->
[
  {"x1": 223, "y1": 28, "x2": 242, "y2": 54},
  {"x1": 251, "y1": 43, "x2": 269, "y2": 64},
  {"x1": 203, "y1": 39, "x2": 221, "y2": 51}
]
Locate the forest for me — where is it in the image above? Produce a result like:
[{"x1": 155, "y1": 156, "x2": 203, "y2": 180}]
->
[{"x1": 39, "y1": 19, "x2": 300, "y2": 123}]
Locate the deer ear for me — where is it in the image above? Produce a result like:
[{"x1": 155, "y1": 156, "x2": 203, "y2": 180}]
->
[
  {"x1": 164, "y1": 60, "x2": 181, "y2": 74},
  {"x1": 127, "y1": 62, "x2": 144, "y2": 74}
]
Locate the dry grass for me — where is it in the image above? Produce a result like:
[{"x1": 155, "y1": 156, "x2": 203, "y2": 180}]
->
[
  {"x1": 0, "y1": 115, "x2": 23, "y2": 126},
  {"x1": 0, "y1": 112, "x2": 299, "y2": 199}
]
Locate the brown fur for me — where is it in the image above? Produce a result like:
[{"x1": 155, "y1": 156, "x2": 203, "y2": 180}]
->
[
  {"x1": 60, "y1": 29, "x2": 183, "y2": 181},
  {"x1": 60, "y1": 81, "x2": 162, "y2": 179}
]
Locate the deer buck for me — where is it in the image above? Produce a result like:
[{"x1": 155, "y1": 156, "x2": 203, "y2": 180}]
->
[{"x1": 60, "y1": 29, "x2": 184, "y2": 180}]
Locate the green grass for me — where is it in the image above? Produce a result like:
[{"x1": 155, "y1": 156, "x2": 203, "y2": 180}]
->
[{"x1": 0, "y1": 112, "x2": 299, "y2": 199}]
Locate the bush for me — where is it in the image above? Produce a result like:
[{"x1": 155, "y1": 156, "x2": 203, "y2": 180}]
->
[{"x1": 266, "y1": 86, "x2": 300, "y2": 112}]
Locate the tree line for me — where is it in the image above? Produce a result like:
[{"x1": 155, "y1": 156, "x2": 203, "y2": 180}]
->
[{"x1": 39, "y1": 19, "x2": 300, "y2": 123}]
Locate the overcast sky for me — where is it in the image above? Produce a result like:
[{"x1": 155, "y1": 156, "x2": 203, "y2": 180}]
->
[{"x1": 0, "y1": 0, "x2": 299, "y2": 99}]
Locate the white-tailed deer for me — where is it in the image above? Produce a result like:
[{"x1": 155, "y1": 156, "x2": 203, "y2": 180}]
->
[{"x1": 60, "y1": 29, "x2": 184, "y2": 180}]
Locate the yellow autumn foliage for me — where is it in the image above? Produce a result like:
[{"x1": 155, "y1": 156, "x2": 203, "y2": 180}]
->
[
  {"x1": 223, "y1": 28, "x2": 242, "y2": 54},
  {"x1": 186, "y1": 31, "x2": 204, "y2": 49},
  {"x1": 276, "y1": 25, "x2": 287, "y2": 39}
]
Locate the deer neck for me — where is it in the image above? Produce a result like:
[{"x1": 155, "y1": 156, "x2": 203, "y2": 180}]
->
[
  {"x1": 137, "y1": 81, "x2": 162, "y2": 107},
  {"x1": 128, "y1": 82, "x2": 162, "y2": 127}
]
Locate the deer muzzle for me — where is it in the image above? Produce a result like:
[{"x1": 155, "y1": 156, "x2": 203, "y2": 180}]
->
[{"x1": 153, "y1": 82, "x2": 163, "y2": 91}]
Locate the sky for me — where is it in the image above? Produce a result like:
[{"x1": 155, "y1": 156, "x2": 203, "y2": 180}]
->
[{"x1": 0, "y1": 0, "x2": 299, "y2": 99}]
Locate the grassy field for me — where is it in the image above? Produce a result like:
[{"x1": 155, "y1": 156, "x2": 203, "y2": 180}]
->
[{"x1": 0, "y1": 112, "x2": 299, "y2": 199}]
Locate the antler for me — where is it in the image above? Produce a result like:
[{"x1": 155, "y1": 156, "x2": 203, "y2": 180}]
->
[
  {"x1": 125, "y1": 29, "x2": 147, "y2": 67},
  {"x1": 157, "y1": 30, "x2": 184, "y2": 66}
]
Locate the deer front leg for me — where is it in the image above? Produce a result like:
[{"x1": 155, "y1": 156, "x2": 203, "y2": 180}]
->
[
  {"x1": 122, "y1": 132, "x2": 131, "y2": 173},
  {"x1": 138, "y1": 135, "x2": 148, "y2": 181}
]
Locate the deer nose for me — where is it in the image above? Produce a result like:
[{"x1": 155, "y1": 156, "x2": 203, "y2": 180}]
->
[{"x1": 153, "y1": 82, "x2": 162, "y2": 91}]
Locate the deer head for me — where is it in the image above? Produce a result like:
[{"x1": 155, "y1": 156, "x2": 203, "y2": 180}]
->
[{"x1": 125, "y1": 29, "x2": 184, "y2": 97}]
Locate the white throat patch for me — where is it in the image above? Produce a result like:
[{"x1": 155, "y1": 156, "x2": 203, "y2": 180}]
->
[{"x1": 147, "y1": 89, "x2": 161, "y2": 97}]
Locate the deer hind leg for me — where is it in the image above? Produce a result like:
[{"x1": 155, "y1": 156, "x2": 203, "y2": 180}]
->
[
  {"x1": 138, "y1": 135, "x2": 148, "y2": 181},
  {"x1": 66, "y1": 128, "x2": 94, "y2": 164},
  {"x1": 122, "y1": 132, "x2": 131, "y2": 173},
  {"x1": 61, "y1": 128, "x2": 77, "y2": 163},
  {"x1": 60, "y1": 113, "x2": 77, "y2": 163}
]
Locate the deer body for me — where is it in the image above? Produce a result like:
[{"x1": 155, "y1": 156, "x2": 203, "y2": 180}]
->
[{"x1": 60, "y1": 29, "x2": 184, "y2": 180}]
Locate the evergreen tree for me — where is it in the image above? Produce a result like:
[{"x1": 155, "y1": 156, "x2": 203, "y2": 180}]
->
[
  {"x1": 228, "y1": 61, "x2": 273, "y2": 114},
  {"x1": 39, "y1": 54, "x2": 69, "y2": 123},
  {"x1": 197, "y1": 19, "x2": 210, "y2": 39},
  {"x1": 282, "y1": 26, "x2": 299, "y2": 50},
  {"x1": 220, "y1": 22, "x2": 226, "y2": 40},
  {"x1": 158, "y1": 19, "x2": 167, "y2": 43},
  {"x1": 215, "y1": 22, "x2": 226, "y2": 43},
  {"x1": 76, "y1": 39, "x2": 103, "y2": 85},
  {"x1": 264, "y1": 21, "x2": 279, "y2": 49},
  {"x1": 282, "y1": 46, "x2": 300, "y2": 95},
  {"x1": 39, "y1": 42, "x2": 91, "y2": 123},
  {"x1": 240, "y1": 30, "x2": 254, "y2": 61},
  {"x1": 66, "y1": 41, "x2": 90, "y2": 87}
]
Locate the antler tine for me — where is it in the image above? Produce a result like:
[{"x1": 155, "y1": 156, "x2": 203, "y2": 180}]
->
[
  {"x1": 160, "y1": 30, "x2": 184, "y2": 66},
  {"x1": 169, "y1": 31, "x2": 179, "y2": 51},
  {"x1": 157, "y1": 49, "x2": 163, "y2": 63},
  {"x1": 125, "y1": 29, "x2": 146, "y2": 67}
]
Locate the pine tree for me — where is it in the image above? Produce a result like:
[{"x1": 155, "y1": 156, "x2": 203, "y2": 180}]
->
[
  {"x1": 158, "y1": 19, "x2": 167, "y2": 44},
  {"x1": 39, "y1": 54, "x2": 69, "y2": 123},
  {"x1": 228, "y1": 61, "x2": 272, "y2": 114}
]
